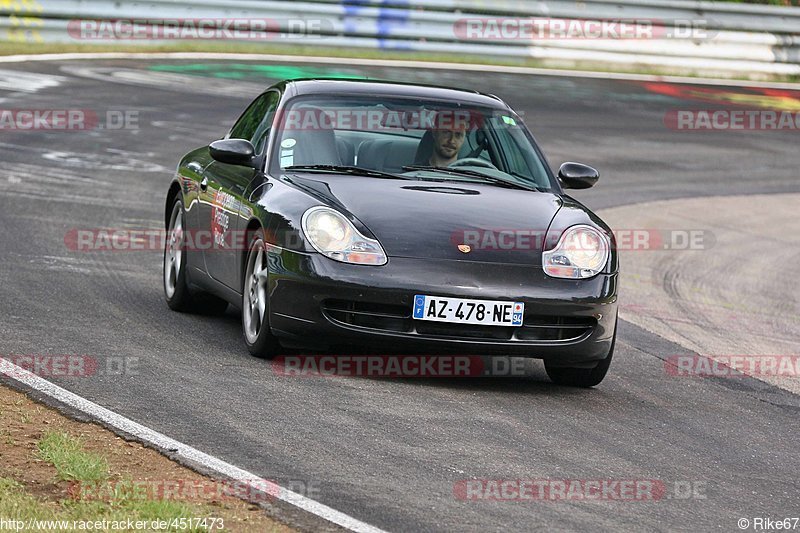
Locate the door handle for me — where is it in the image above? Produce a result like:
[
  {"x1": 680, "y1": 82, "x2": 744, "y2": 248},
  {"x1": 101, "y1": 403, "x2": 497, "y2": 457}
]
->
[{"x1": 200, "y1": 177, "x2": 208, "y2": 191}]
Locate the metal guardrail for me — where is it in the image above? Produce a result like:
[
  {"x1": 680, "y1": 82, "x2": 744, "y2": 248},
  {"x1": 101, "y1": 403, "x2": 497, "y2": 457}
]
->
[
  {"x1": 315, "y1": 0, "x2": 800, "y2": 34},
  {"x1": 1, "y1": 0, "x2": 799, "y2": 77}
]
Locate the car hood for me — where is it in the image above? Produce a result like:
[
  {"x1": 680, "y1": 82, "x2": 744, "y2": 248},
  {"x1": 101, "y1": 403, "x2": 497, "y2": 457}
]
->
[{"x1": 286, "y1": 174, "x2": 563, "y2": 264}]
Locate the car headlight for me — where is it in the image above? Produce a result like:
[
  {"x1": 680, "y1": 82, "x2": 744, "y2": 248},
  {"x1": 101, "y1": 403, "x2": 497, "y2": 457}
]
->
[
  {"x1": 301, "y1": 206, "x2": 387, "y2": 265},
  {"x1": 543, "y1": 225, "x2": 609, "y2": 279}
]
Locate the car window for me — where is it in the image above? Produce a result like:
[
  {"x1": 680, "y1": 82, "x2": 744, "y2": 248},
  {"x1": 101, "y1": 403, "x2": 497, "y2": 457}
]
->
[
  {"x1": 271, "y1": 95, "x2": 554, "y2": 190},
  {"x1": 490, "y1": 116, "x2": 549, "y2": 180},
  {"x1": 229, "y1": 91, "x2": 280, "y2": 153},
  {"x1": 462, "y1": 129, "x2": 494, "y2": 165}
]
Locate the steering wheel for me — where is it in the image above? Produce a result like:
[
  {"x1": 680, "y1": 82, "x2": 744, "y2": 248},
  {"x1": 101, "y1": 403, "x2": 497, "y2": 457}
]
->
[{"x1": 449, "y1": 158, "x2": 497, "y2": 169}]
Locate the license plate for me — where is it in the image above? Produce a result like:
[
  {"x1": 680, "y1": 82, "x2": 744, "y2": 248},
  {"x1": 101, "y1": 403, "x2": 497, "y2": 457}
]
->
[{"x1": 412, "y1": 295, "x2": 524, "y2": 327}]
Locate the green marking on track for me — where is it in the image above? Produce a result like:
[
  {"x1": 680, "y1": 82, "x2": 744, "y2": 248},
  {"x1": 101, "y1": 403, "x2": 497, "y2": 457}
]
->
[{"x1": 149, "y1": 63, "x2": 362, "y2": 81}]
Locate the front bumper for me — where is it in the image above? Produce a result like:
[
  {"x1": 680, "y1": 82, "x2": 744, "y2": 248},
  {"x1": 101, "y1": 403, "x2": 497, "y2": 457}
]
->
[{"x1": 267, "y1": 249, "x2": 618, "y2": 365}]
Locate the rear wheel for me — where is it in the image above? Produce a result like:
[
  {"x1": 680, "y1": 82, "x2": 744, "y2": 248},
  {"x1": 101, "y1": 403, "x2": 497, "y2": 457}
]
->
[
  {"x1": 545, "y1": 325, "x2": 616, "y2": 388},
  {"x1": 242, "y1": 230, "x2": 281, "y2": 359},
  {"x1": 164, "y1": 199, "x2": 192, "y2": 311},
  {"x1": 163, "y1": 197, "x2": 228, "y2": 315}
]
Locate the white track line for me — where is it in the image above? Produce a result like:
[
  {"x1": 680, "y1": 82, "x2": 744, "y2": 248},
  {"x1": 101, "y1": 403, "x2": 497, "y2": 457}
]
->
[
  {"x1": 0, "y1": 360, "x2": 387, "y2": 533},
  {"x1": 1, "y1": 52, "x2": 799, "y2": 90}
]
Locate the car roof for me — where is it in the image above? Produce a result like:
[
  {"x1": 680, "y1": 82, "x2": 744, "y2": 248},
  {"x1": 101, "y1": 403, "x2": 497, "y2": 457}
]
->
[{"x1": 282, "y1": 78, "x2": 509, "y2": 109}]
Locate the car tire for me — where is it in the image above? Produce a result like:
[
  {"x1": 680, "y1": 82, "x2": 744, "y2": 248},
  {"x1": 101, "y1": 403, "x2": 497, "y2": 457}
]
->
[
  {"x1": 163, "y1": 197, "x2": 194, "y2": 312},
  {"x1": 242, "y1": 229, "x2": 281, "y2": 359},
  {"x1": 164, "y1": 197, "x2": 228, "y2": 315},
  {"x1": 545, "y1": 321, "x2": 616, "y2": 388}
]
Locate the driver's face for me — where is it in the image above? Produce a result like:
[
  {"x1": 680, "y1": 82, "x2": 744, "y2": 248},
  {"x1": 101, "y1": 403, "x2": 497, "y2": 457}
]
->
[{"x1": 432, "y1": 128, "x2": 467, "y2": 160}]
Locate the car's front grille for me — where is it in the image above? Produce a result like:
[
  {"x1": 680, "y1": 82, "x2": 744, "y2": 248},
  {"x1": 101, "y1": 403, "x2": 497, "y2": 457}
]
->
[
  {"x1": 516, "y1": 316, "x2": 597, "y2": 342},
  {"x1": 414, "y1": 322, "x2": 514, "y2": 340},
  {"x1": 321, "y1": 300, "x2": 595, "y2": 343},
  {"x1": 322, "y1": 300, "x2": 411, "y2": 333}
]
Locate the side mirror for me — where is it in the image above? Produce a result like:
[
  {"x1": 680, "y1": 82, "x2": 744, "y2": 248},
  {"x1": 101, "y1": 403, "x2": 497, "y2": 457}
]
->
[
  {"x1": 209, "y1": 139, "x2": 256, "y2": 167},
  {"x1": 558, "y1": 162, "x2": 599, "y2": 189}
]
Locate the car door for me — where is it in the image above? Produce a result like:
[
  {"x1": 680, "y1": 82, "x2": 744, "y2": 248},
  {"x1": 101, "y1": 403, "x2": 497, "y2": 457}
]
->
[{"x1": 199, "y1": 90, "x2": 279, "y2": 289}]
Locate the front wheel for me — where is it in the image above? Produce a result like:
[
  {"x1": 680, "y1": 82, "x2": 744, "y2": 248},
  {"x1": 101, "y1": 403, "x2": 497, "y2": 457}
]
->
[
  {"x1": 242, "y1": 230, "x2": 281, "y2": 359},
  {"x1": 545, "y1": 326, "x2": 616, "y2": 388}
]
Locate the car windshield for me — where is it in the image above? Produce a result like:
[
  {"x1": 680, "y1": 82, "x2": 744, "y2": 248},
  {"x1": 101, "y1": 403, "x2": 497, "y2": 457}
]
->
[{"x1": 270, "y1": 95, "x2": 554, "y2": 191}]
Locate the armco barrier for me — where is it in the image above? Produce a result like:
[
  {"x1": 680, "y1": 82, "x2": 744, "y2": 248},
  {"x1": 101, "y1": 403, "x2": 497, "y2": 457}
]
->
[{"x1": 1, "y1": 0, "x2": 798, "y2": 77}]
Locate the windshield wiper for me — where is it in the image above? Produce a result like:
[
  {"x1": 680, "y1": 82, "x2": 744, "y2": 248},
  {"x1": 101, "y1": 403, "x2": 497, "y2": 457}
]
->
[
  {"x1": 401, "y1": 165, "x2": 536, "y2": 191},
  {"x1": 285, "y1": 165, "x2": 408, "y2": 180}
]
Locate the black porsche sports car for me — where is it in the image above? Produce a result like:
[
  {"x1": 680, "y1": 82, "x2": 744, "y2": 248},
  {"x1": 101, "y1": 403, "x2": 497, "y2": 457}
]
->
[{"x1": 163, "y1": 78, "x2": 618, "y2": 387}]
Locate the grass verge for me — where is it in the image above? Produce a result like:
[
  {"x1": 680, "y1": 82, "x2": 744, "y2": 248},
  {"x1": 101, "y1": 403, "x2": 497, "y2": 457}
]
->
[{"x1": 0, "y1": 384, "x2": 292, "y2": 532}]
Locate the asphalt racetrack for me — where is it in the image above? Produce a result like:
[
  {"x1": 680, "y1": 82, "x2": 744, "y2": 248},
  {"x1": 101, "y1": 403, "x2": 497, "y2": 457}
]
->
[{"x1": 1, "y1": 56, "x2": 798, "y2": 532}]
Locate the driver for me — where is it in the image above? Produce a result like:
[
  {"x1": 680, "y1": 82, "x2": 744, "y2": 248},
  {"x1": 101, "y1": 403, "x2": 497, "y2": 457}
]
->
[{"x1": 428, "y1": 111, "x2": 468, "y2": 167}]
